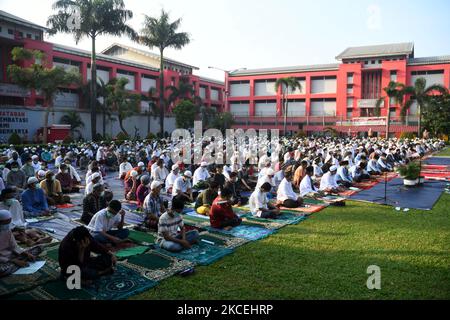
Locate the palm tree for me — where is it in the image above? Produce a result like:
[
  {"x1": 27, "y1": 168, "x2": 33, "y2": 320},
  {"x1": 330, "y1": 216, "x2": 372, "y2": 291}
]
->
[
  {"x1": 401, "y1": 78, "x2": 448, "y2": 137},
  {"x1": 47, "y1": 0, "x2": 137, "y2": 141},
  {"x1": 141, "y1": 87, "x2": 160, "y2": 136},
  {"x1": 166, "y1": 77, "x2": 195, "y2": 106},
  {"x1": 274, "y1": 77, "x2": 302, "y2": 135},
  {"x1": 139, "y1": 9, "x2": 191, "y2": 135},
  {"x1": 375, "y1": 81, "x2": 407, "y2": 138},
  {"x1": 60, "y1": 110, "x2": 85, "y2": 139}
]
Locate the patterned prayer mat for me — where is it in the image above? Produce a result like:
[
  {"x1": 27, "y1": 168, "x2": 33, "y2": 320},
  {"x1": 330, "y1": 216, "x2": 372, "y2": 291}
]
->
[
  {"x1": 182, "y1": 213, "x2": 212, "y2": 228},
  {"x1": 124, "y1": 211, "x2": 145, "y2": 226},
  {"x1": 115, "y1": 246, "x2": 150, "y2": 259},
  {"x1": 198, "y1": 231, "x2": 249, "y2": 249},
  {"x1": 128, "y1": 230, "x2": 156, "y2": 245},
  {"x1": 157, "y1": 241, "x2": 234, "y2": 266},
  {"x1": 241, "y1": 212, "x2": 308, "y2": 228},
  {"x1": 119, "y1": 250, "x2": 194, "y2": 282},
  {"x1": 28, "y1": 218, "x2": 81, "y2": 241},
  {"x1": 207, "y1": 224, "x2": 276, "y2": 241}
]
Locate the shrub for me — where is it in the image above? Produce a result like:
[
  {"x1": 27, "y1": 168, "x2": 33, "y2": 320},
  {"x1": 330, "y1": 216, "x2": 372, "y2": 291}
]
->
[
  {"x1": 399, "y1": 132, "x2": 415, "y2": 140},
  {"x1": 397, "y1": 162, "x2": 421, "y2": 180},
  {"x1": 116, "y1": 131, "x2": 129, "y2": 142},
  {"x1": 295, "y1": 130, "x2": 306, "y2": 138},
  {"x1": 146, "y1": 132, "x2": 157, "y2": 140},
  {"x1": 8, "y1": 132, "x2": 22, "y2": 145},
  {"x1": 62, "y1": 135, "x2": 73, "y2": 144}
]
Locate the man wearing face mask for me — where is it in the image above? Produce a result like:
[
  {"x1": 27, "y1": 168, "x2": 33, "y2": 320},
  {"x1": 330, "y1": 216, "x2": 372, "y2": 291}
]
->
[
  {"x1": 31, "y1": 155, "x2": 42, "y2": 172},
  {"x1": 21, "y1": 177, "x2": 51, "y2": 217},
  {"x1": 40, "y1": 171, "x2": 71, "y2": 206},
  {"x1": 7, "y1": 151, "x2": 22, "y2": 167},
  {"x1": 172, "y1": 171, "x2": 194, "y2": 203},
  {"x1": 6, "y1": 162, "x2": 26, "y2": 192},
  {"x1": 143, "y1": 181, "x2": 166, "y2": 230},
  {"x1": 209, "y1": 187, "x2": 242, "y2": 230},
  {"x1": 249, "y1": 182, "x2": 281, "y2": 218},
  {"x1": 87, "y1": 200, "x2": 130, "y2": 246},
  {"x1": 81, "y1": 184, "x2": 108, "y2": 225},
  {"x1": 21, "y1": 157, "x2": 36, "y2": 179},
  {"x1": 63, "y1": 158, "x2": 81, "y2": 185},
  {"x1": 136, "y1": 175, "x2": 151, "y2": 208},
  {"x1": 0, "y1": 188, "x2": 26, "y2": 229},
  {"x1": 0, "y1": 210, "x2": 42, "y2": 278},
  {"x1": 56, "y1": 164, "x2": 78, "y2": 194}
]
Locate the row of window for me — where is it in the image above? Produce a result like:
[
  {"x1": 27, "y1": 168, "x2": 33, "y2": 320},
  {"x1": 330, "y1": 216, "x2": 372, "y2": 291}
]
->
[{"x1": 0, "y1": 26, "x2": 41, "y2": 40}]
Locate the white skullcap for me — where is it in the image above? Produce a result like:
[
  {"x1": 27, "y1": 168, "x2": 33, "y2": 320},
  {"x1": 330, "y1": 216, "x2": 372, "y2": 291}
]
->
[
  {"x1": 92, "y1": 172, "x2": 101, "y2": 180},
  {"x1": 138, "y1": 162, "x2": 145, "y2": 167},
  {"x1": 130, "y1": 170, "x2": 138, "y2": 177},
  {"x1": 201, "y1": 161, "x2": 208, "y2": 167},
  {"x1": 37, "y1": 170, "x2": 46, "y2": 177},
  {"x1": 183, "y1": 170, "x2": 192, "y2": 178},
  {"x1": 27, "y1": 177, "x2": 39, "y2": 185},
  {"x1": 32, "y1": 155, "x2": 39, "y2": 160},
  {"x1": 266, "y1": 169, "x2": 275, "y2": 176},
  {"x1": 0, "y1": 210, "x2": 12, "y2": 221},
  {"x1": 150, "y1": 180, "x2": 163, "y2": 190},
  {"x1": 330, "y1": 165, "x2": 338, "y2": 172},
  {"x1": 172, "y1": 164, "x2": 179, "y2": 171}
]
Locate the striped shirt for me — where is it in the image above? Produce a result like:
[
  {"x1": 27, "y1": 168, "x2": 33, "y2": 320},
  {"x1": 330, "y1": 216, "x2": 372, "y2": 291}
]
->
[{"x1": 157, "y1": 211, "x2": 184, "y2": 243}]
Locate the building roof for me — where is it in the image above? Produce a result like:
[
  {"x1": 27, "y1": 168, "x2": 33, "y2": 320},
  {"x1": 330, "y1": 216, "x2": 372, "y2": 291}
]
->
[
  {"x1": 53, "y1": 44, "x2": 159, "y2": 72},
  {"x1": 0, "y1": 10, "x2": 48, "y2": 32},
  {"x1": 407, "y1": 55, "x2": 450, "y2": 66},
  {"x1": 336, "y1": 42, "x2": 414, "y2": 60},
  {"x1": 199, "y1": 76, "x2": 224, "y2": 86},
  {"x1": 101, "y1": 43, "x2": 199, "y2": 70},
  {"x1": 229, "y1": 63, "x2": 340, "y2": 76}
]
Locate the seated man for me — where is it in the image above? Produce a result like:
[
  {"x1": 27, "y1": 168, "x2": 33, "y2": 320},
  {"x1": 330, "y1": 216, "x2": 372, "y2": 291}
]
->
[
  {"x1": 136, "y1": 175, "x2": 151, "y2": 208},
  {"x1": 210, "y1": 187, "x2": 242, "y2": 230},
  {"x1": 172, "y1": 171, "x2": 194, "y2": 203},
  {"x1": 6, "y1": 162, "x2": 26, "y2": 192},
  {"x1": 40, "y1": 171, "x2": 71, "y2": 205},
  {"x1": 165, "y1": 164, "x2": 180, "y2": 194},
  {"x1": 367, "y1": 155, "x2": 382, "y2": 175},
  {"x1": 300, "y1": 166, "x2": 323, "y2": 198},
  {"x1": 59, "y1": 226, "x2": 116, "y2": 285},
  {"x1": 319, "y1": 166, "x2": 344, "y2": 194},
  {"x1": 249, "y1": 182, "x2": 281, "y2": 218},
  {"x1": 143, "y1": 181, "x2": 166, "y2": 230},
  {"x1": 21, "y1": 177, "x2": 51, "y2": 217},
  {"x1": 81, "y1": 184, "x2": 107, "y2": 225},
  {"x1": 224, "y1": 172, "x2": 249, "y2": 206},
  {"x1": 350, "y1": 161, "x2": 370, "y2": 183},
  {"x1": 119, "y1": 157, "x2": 133, "y2": 180},
  {"x1": 56, "y1": 164, "x2": 79, "y2": 194},
  {"x1": 87, "y1": 200, "x2": 130, "y2": 246},
  {"x1": 195, "y1": 181, "x2": 219, "y2": 215},
  {"x1": 85, "y1": 172, "x2": 103, "y2": 196},
  {"x1": 0, "y1": 210, "x2": 41, "y2": 278},
  {"x1": 124, "y1": 170, "x2": 140, "y2": 201},
  {"x1": 157, "y1": 198, "x2": 199, "y2": 253},
  {"x1": 0, "y1": 188, "x2": 26, "y2": 229},
  {"x1": 211, "y1": 165, "x2": 226, "y2": 190},
  {"x1": 336, "y1": 161, "x2": 353, "y2": 188},
  {"x1": 277, "y1": 172, "x2": 303, "y2": 208},
  {"x1": 192, "y1": 162, "x2": 210, "y2": 189},
  {"x1": 63, "y1": 157, "x2": 81, "y2": 186},
  {"x1": 21, "y1": 157, "x2": 35, "y2": 180}
]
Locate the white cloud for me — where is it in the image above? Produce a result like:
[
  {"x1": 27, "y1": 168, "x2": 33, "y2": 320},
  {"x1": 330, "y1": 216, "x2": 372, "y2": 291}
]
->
[{"x1": 367, "y1": 4, "x2": 382, "y2": 31}]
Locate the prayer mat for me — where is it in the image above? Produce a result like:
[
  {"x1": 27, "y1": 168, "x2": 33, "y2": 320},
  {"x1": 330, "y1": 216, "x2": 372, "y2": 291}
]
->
[
  {"x1": 199, "y1": 231, "x2": 250, "y2": 249},
  {"x1": 424, "y1": 157, "x2": 450, "y2": 166},
  {"x1": 7, "y1": 279, "x2": 95, "y2": 300},
  {"x1": 338, "y1": 189, "x2": 359, "y2": 197},
  {"x1": 115, "y1": 246, "x2": 150, "y2": 259},
  {"x1": 29, "y1": 218, "x2": 81, "y2": 241},
  {"x1": 422, "y1": 165, "x2": 449, "y2": 171},
  {"x1": 119, "y1": 250, "x2": 194, "y2": 282},
  {"x1": 157, "y1": 241, "x2": 233, "y2": 266},
  {"x1": 278, "y1": 204, "x2": 326, "y2": 215},
  {"x1": 241, "y1": 212, "x2": 308, "y2": 227},
  {"x1": 55, "y1": 203, "x2": 76, "y2": 209},
  {"x1": 124, "y1": 211, "x2": 145, "y2": 226},
  {"x1": 207, "y1": 224, "x2": 275, "y2": 241},
  {"x1": 350, "y1": 178, "x2": 447, "y2": 210},
  {"x1": 240, "y1": 191, "x2": 252, "y2": 198},
  {"x1": 128, "y1": 230, "x2": 156, "y2": 245},
  {"x1": 0, "y1": 259, "x2": 60, "y2": 298},
  {"x1": 61, "y1": 210, "x2": 83, "y2": 221},
  {"x1": 182, "y1": 213, "x2": 211, "y2": 228}
]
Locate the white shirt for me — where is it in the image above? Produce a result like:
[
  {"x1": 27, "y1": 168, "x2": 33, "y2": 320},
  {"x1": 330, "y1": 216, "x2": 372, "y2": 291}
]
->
[
  {"x1": 193, "y1": 167, "x2": 210, "y2": 186},
  {"x1": 277, "y1": 178, "x2": 298, "y2": 202},
  {"x1": 0, "y1": 177, "x2": 4, "y2": 193},
  {"x1": 300, "y1": 175, "x2": 318, "y2": 197},
  {"x1": 0, "y1": 199, "x2": 25, "y2": 229},
  {"x1": 256, "y1": 174, "x2": 275, "y2": 190},
  {"x1": 172, "y1": 177, "x2": 192, "y2": 196},
  {"x1": 87, "y1": 208, "x2": 121, "y2": 233},
  {"x1": 320, "y1": 172, "x2": 339, "y2": 190},
  {"x1": 67, "y1": 164, "x2": 81, "y2": 182},
  {"x1": 165, "y1": 172, "x2": 179, "y2": 190},
  {"x1": 119, "y1": 162, "x2": 133, "y2": 178},
  {"x1": 249, "y1": 189, "x2": 269, "y2": 217},
  {"x1": 152, "y1": 166, "x2": 169, "y2": 182}
]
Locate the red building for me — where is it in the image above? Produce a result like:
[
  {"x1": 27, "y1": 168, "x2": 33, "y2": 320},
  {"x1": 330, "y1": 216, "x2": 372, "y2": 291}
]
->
[
  {"x1": 0, "y1": 10, "x2": 224, "y2": 141},
  {"x1": 227, "y1": 42, "x2": 450, "y2": 137}
]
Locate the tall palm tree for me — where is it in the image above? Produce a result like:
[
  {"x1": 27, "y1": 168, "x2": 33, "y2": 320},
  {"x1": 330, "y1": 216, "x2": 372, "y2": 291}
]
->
[
  {"x1": 138, "y1": 9, "x2": 191, "y2": 135},
  {"x1": 274, "y1": 77, "x2": 302, "y2": 135},
  {"x1": 401, "y1": 77, "x2": 448, "y2": 137},
  {"x1": 375, "y1": 81, "x2": 407, "y2": 138},
  {"x1": 47, "y1": 0, "x2": 137, "y2": 141},
  {"x1": 166, "y1": 77, "x2": 195, "y2": 107},
  {"x1": 141, "y1": 87, "x2": 160, "y2": 136},
  {"x1": 60, "y1": 110, "x2": 85, "y2": 139}
]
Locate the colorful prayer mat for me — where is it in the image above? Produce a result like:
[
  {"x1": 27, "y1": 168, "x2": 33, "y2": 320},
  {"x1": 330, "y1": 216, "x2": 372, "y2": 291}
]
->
[
  {"x1": 119, "y1": 250, "x2": 194, "y2": 282},
  {"x1": 241, "y1": 212, "x2": 308, "y2": 227},
  {"x1": 157, "y1": 241, "x2": 234, "y2": 266},
  {"x1": 55, "y1": 203, "x2": 76, "y2": 209},
  {"x1": 115, "y1": 246, "x2": 150, "y2": 259},
  {"x1": 28, "y1": 218, "x2": 81, "y2": 241},
  {"x1": 182, "y1": 213, "x2": 211, "y2": 228},
  {"x1": 198, "y1": 231, "x2": 249, "y2": 249},
  {"x1": 207, "y1": 224, "x2": 275, "y2": 241},
  {"x1": 128, "y1": 230, "x2": 156, "y2": 245},
  {"x1": 124, "y1": 211, "x2": 145, "y2": 226}
]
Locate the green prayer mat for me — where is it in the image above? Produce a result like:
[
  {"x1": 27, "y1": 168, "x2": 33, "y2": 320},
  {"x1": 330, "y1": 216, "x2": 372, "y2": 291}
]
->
[
  {"x1": 198, "y1": 232, "x2": 249, "y2": 249},
  {"x1": 120, "y1": 250, "x2": 194, "y2": 282},
  {"x1": 157, "y1": 241, "x2": 234, "y2": 266},
  {"x1": 182, "y1": 214, "x2": 210, "y2": 228},
  {"x1": 115, "y1": 246, "x2": 149, "y2": 259},
  {"x1": 128, "y1": 230, "x2": 156, "y2": 245}
]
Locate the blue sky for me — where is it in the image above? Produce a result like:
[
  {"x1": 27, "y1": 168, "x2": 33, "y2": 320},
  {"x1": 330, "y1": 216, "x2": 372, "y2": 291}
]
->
[{"x1": 1, "y1": 0, "x2": 449, "y2": 80}]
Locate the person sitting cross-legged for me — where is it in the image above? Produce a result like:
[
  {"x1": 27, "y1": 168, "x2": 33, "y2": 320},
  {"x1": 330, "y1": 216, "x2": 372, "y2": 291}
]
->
[
  {"x1": 81, "y1": 184, "x2": 108, "y2": 225},
  {"x1": 210, "y1": 187, "x2": 242, "y2": 230},
  {"x1": 21, "y1": 177, "x2": 52, "y2": 217},
  {"x1": 195, "y1": 181, "x2": 219, "y2": 216},
  {"x1": 319, "y1": 165, "x2": 344, "y2": 194},
  {"x1": 249, "y1": 182, "x2": 281, "y2": 218},
  {"x1": 59, "y1": 226, "x2": 116, "y2": 286},
  {"x1": 40, "y1": 171, "x2": 71, "y2": 206},
  {"x1": 56, "y1": 164, "x2": 79, "y2": 194},
  {"x1": 157, "y1": 198, "x2": 199, "y2": 253},
  {"x1": 277, "y1": 171, "x2": 303, "y2": 208},
  {"x1": 87, "y1": 200, "x2": 130, "y2": 247},
  {"x1": 142, "y1": 181, "x2": 166, "y2": 230}
]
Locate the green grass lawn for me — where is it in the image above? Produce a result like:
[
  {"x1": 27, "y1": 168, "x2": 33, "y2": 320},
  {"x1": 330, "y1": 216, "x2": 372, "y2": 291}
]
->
[
  {"x1": 435, "y1": 146, "x2": 450, "y2": 157},
  {"x1": 134, "y1": 192, "x2": 450, "y2": 300}
]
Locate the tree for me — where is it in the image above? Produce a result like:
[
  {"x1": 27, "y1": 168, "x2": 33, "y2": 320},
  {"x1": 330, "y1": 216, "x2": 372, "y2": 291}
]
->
[
  {"x1": 141, "y1": 87, "x2": 160, "y2": 135},
  {"x1": 421, "y1": 94, "x2": 450, "y2": 137},
  {"x1": 172, "y1": 99, "x2": 197, "y2": 129},
  {"x1": 200, "y1": 106, "x2": 217, "y2": 129},
  {"x1": 375, "y1": 81, "x2": 408, "y2": 137},
  {"x1": 400, "y1": 77, "x2": 448, "y2": 137},
  {"x1": 7, "y1": 47, "x2": 80, "y2": 143},
  {"x1": 60, "y1": 110, "x2": 85, "y2": 139},
  {"x1": 211, "y1": 112, "x2": 234, "y2": 133},
  {"x1": 139, "y1": 9, "x2": 191, "y2": 136},
  {"x1": 274, "y1": 77, "x2": 302, "y2": 134},
  {"x1": 166, "y1": 76, "x2": 195, "y2": 106},
  {"x1": 105, "y1": 78, "x2": 141, "y2": 136},
  {"x1": 47, "y1": 0, "x2": 137, "y2": 141}
]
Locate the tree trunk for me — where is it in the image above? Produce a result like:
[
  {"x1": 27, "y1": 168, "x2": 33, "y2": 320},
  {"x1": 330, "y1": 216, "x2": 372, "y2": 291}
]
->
[
  {"x1": 90, "y1": 35, "x2": 97, "y2": 141},
  {"x1": 147, "y1": 112, "x2": 151, "y2": 136},
  {"x1": 119, "y1": 115, "x2": 129, "y2": 137},
  {"x1": 418, "y1": 102, "x2": 422, "y2": 138},
  {"x1": 102, "y1": 105, "x2": 106, "y2": 138},
  {"x1": 43, "y1": 104, "x2": 50, "y2": 144},
  {"x1": 159, "y1": 49, "x2": 165, "y2": 137}
]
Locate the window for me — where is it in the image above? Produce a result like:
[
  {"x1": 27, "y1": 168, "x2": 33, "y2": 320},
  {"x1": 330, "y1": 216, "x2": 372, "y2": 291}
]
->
[
  {"x1": 26, "y1": 34, "x2": 32, "y2": 39},
  {"x1": 35, "y1": 35, "x2": 40, "y2": 40},
  {"x1": 230, "y1": 81, "x2": 250, "y2": 97},
  {"x1": 347, "y1": 73, "x2": 354, "y2": 84},
  {"x1": 347, "y1": 84, "x2": 353, "y2": 94},
  {"x1": 18, "y1": 32, "x2": 23, "y2": 37},
  {"x1": 347, "y1": 97, "x2": 354, "y2": 108},
  {"x1": 8, "y1": 29, "x2": 13, "y2": 35},
  {"x1": 371, "y1": 60, "x2": 375, "y2": 64},
  {"x1": 230, "y1": 101, "x2": 250, "y2": 116},
  {"x1": 347, "y1": 108, "x2": 353, "y2": 118},
  {"x1": 255, "y1": 79, "x2": 276, "y2": 96},
  {"x1": 311, "y1": 76, "x2": 337, "y2": 94},
  {"x1": 410, "y1": 70, "x2": 444, "y2": 86},
  {"x1": 390, "y1": 70, "x2": 397, "y2": 82}
]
